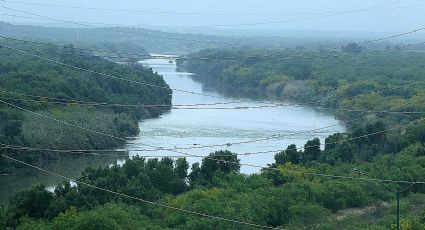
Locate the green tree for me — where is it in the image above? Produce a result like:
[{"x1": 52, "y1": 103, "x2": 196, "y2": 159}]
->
[
  {"x1": 275, "y1": 144, "x2": 300, "y2": 165},
  {"x1": 406, "y1": 119, "x2": 425, "y2": 144},
  {"x1": 8, "y1": 184, "x2": 54, "y2": 226},
  {"x1": 302, "y1": 138, "x2": 321, "y2": 163}
]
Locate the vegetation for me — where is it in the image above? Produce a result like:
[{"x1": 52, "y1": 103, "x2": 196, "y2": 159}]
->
[
  {"x1": 2, "y1": 129, "x2": 425, "y2": 230},
  {"x1": 2, "y1": 39, "x2": 425, "y2": 228},
  {"x1": 0, "y1": 40, "x2": 171, "y2": 173},
  {"x1": 178, "y1": 48, "x2": 425, "y2": 125}
]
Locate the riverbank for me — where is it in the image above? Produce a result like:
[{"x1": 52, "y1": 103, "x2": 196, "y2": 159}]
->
[
  {"x1": 177, "y1": 49, "x2": 425, "y2": 129},
  {"x1": 125, "y1": 58, "x2": 344, "y2": 174},
  {"x1": 0, "y1": 43, "x2": 172, "y2": 202}
]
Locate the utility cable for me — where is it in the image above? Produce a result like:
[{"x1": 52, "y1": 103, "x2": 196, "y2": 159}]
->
[{"x1": 0, "y1": 154, "x2": 280, "y2": 229}]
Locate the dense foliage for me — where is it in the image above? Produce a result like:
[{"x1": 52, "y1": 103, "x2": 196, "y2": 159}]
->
[
  {"x1": 0, "y1": 40, "x2": 171, "y2": 173},
  {"x1": 179, "y1": 49, "x2": 425, "y2": 125},
  {"x1": 2, "y1": 42, "x2": 425, "y2": 229},
  {"x1": 2, "y1": 131, "x2": 425, "y2": 230}
]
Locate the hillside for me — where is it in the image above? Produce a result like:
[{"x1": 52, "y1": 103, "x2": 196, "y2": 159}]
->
[{"x1": 0, "y1": 39, "x2": 171, "y2": 173}]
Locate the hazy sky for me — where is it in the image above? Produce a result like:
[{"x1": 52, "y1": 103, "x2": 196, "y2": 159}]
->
[{"x1": 1, "y1": 0, "x2": 425, "y2": 33}]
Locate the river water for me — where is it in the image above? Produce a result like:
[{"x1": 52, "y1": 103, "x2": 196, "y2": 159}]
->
[
  {"x1": 126, "y1": 58, "x2": 345, "y2": 173},
  {"x1": 1, "y1": 57, "x2": 344, "y2": 203}
]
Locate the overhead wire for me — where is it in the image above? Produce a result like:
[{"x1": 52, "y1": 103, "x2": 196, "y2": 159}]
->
[
  {"x1": 2, "y1": 43, "x2": 418, "y2": 154},
  {"x1": 0, "y1": 154, "x2": 281, "y2": 229},
  {"x1": 0, "y1": 32, "x2": 420, "y2": 108},
  {"x1": 0, "y1": 0, "x2": 424, "y2": 167},
  {"x1": 0, "y1": 117, "x2": 410, "y2": 158},
  {"x1": 2, "y1": 4, "x2": 425, "y2": 51},
  {"x1": 0, "y1": 1, "x2": 401, "y2": 28},
  {"x1": 0, "y1": 94, "x2": 414, "y2": 155},
  {"x1": 1, "y1": 95, "x2": 424, "y2": 114},
  {"x1": 0, "y1": 41, "x2": 362, "y2": 109},
  {"x1": 0, "y1": 80, "x2": 424, "y2": 114},
  {"x1": 0, "y1": 33, "x2": 156, "y2": 59},
  {"x1": 3, "y1": 127, "x2": 425, "y2": 185},
  {"x1": 0, "y1": 67, "x2": 423, "y2": 186},
  {"x1": 1, "y1": 38, "x2": 424, "y2": 153},
  {"x1": 0, "y1": 0, "x2": 407, "y2": 17},
  {"x1": 2, "y1": 41, "x2": 425, "y2": 111},
  {"x1": 2, "y1": 35, "x2": 425, "y2": 63},
  {"x1": 1, "y1": 1, "x2": 425, "y2": 224}
]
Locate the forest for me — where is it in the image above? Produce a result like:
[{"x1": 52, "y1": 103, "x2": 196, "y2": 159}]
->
[
  {"x1": 1, "y1": 45, "x2": 425, "y2": 229},
  {"x1": 178, "y1": 48, "x2": 425, "y2": 125},
  {"x1": 0, "y1": 40, "x2": 171, "y2": 173}
]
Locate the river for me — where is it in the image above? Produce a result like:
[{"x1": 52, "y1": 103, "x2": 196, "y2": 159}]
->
[
  {"x1": 1, "y1": 57, "x2": 344, "y2": 203},
  {"x1": 126, "y1": 58, "x2": 345, "y2": 173}
]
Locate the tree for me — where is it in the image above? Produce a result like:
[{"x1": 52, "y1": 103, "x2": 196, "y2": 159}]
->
[
  {"x1": 189, "y1": 162, "x2": 201, "y2": 185},
  {"x1": 406, "y1": 119, "x2": 425, "y2": 144},
  {"x1": 324, "y1": 133, "x2": 344, "y2": 151},
  {"x1": 302, "y1": 138, "x2": 321, "y2": 163},
  {"x1": 275, "y1": 144, "x2": 300, "y2": 165},
  {"x1": 8, "y1": 184, "x2": 54, "y2": 225},
  {"x1": 323, "y1": 142, "x2": 356, "y2": 164},
  {"x1": 175, "y1": 158, "x2": 189, "y2": 180},
  {"x1": 200, "y1": 151, "x2": 240, "y2": 181}
]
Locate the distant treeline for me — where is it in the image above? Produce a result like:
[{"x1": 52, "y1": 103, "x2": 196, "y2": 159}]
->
[{"x1": 3, "y1": 22, "x2": 419, "y2": 55}]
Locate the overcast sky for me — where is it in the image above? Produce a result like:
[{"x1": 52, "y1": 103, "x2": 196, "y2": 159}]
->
[{"x1": 1, "y1": 0, "x2": 425, "y2": 33}]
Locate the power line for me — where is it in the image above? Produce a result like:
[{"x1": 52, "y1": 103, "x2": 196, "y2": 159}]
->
[
  {"x1": 0, "y1": 98, "x2": 129, "y2": 143},
  {"x1": 3, "y1": 120, "x2": 425, "y2": 187},
  {"x1": 0, "y1": 0, "x2": 405, "y2": 17},
  {"x1": 3, "y1": 35, "x2": 425, "y2": 107},
  {"x1": 0, "y1": 40, "x2": 420, "y2": 153},
  {"x1": 0, "y1": 43, "x2": 243, "y2": 102},
  {"x1": 0, "y1": 5, "x2": 288, "y2": 49},
  {"x1": 0, "y1": 89, "x2": 247, "y2": 107},
  {"x1": 2, "y1": 41, "x2": 424, "y2": 112},
  {"x1": 0, "y1": 154, "x2": 280, "y2": 229},
  {"x1": 2, "y1": 97, "x2": 423, "y2": 185},
  {"x1": 0, "y1": 1, "x2": 401, "y2": 28},
  {"x1": 2, "y1": 5, "x2": 425, "y2": 50},
  {"x1": 150, "y1": 101, "x2": 409, "y2": 153},
  {"x1": 0, "y1": 34, "x2": 347, "y2": 61},
  {"x1": 0, "y1": 42, "x2": 361, "y2": 108},
  {"x1": 2, "y1": 35, "x2": 425, "y2": 64},
  {"x1": 0, "y1": 117, "x2": 408, "y2": 157},
  {"x1": 1, "y1": 89, "x2": 424, "y2": 114},
  {"x1": 0, "y1": 93, "x2": 412, "y2": 155},
  {"x1": 0, "y1": 14, "x2": 420, "y2": 157},
  {"x1": 1, "y1": 49, "x2": 422, "y2": 111},
  {"x1": 236, "y1": 123, "x2": 404, "y2": 156},
  {"x1": 0, "y1": 34, "x2": 156, "y2": 59},
  {"x1": 3, "y1": 140, "x2": 425, "y2": 186}
]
